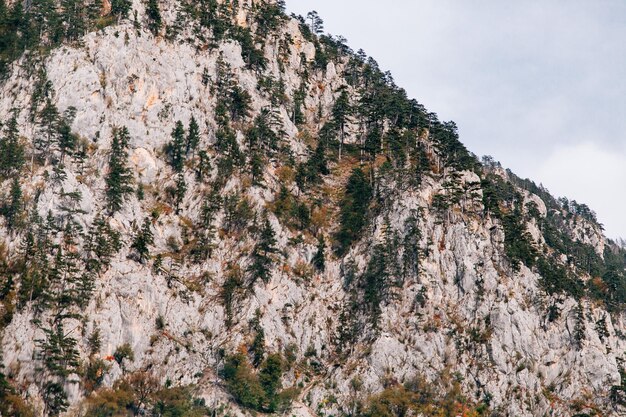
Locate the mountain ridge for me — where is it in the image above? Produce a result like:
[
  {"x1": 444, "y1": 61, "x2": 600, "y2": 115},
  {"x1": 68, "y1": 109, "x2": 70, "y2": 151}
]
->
[{"x1": 0, "y1": 1, "x2": 625, "y2": 416}]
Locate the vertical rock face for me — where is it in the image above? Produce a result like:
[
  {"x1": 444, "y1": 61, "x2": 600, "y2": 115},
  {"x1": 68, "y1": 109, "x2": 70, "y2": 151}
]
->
[{"x1": 0, "y1": 1, "x2": 625, "y2": 416}]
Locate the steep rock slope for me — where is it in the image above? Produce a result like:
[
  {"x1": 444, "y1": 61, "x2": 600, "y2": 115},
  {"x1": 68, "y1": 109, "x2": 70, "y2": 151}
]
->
[{"x1": 0, "y1": 1, "x2": 625, "y2": 416}]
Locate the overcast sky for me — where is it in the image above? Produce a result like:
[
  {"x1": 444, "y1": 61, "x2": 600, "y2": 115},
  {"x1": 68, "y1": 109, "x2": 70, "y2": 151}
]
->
[{"x1": 286, "y1": 0, "x2": 626, "y2": 239}]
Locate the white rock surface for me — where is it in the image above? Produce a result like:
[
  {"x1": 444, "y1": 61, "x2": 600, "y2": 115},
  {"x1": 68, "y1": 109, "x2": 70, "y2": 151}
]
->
[{"x1": 0, "y1": 2, "x2": 624, "y2": 417}]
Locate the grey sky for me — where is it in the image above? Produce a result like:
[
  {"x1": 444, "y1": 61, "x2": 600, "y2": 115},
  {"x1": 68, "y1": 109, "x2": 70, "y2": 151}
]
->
[{"x1": 286, "y1": 0, "x2": 626, "y2": 239}]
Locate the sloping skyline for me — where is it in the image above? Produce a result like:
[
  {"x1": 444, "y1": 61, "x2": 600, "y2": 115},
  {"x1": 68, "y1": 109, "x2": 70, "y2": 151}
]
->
[{"x1": 287, "y1": 0, "x2": 626, "y2": 239}]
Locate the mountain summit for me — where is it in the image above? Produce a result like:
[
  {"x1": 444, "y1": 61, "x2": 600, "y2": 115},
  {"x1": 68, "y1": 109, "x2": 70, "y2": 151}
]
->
[{"x1": 0, "y1": 1, "x2": 625, "y2": 416}]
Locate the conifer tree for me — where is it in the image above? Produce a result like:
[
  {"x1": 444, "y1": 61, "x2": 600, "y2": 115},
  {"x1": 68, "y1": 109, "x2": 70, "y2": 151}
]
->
[
  {"x1": 111, "y1": 0, "x2": 132, "y2": 19},
  {"x1": 334, "y1": 168, "x2": 372, "y2": 255},
  {"x1": 259, "y1": 354, "x2": 283, "y2": 412},
  {"x1": 45, "y1": 222, "x2": 86, "y2": 313},
  {"x1": 146, "y1": 0, "x2": 162, "y2": 35},
  {"x1": 168, "y1": 121, "x2": 186, "y2": 173},
  {"x1": 105, "y1": 127, "x2": 133, "y2": 213},
  {"x1": 247, "y1": 108, "x2": 280, "y2": 155},
  {"x1": 85, "y1": 215, "x2": 122, "y2": 273},
  {"x1": 402, "y1": 213, "x2": 421, "y2": 278},
  {"x1": 131, "y1": 217, "x2": 154, "y2": 263},
  {"x1": 36, "y1": 98, "x2": 60, "y2": 157},
  {"x1": 312, "y1": 235, "x2": 326, "y2": 272},
  {"x1": 200, "y1": 188, "x2": 222, "y2": 228},
  {"x1": 229, "y1": 86, "x2": 252, "y2": 122},
  {"x1": 195, "y1": 150, "x2": 211, "y2": 182},
  {"x1": 293, "y1": 201, "x2": 310, "y2": 231},
  {"x1": 42, "y1": 381, "x2": 70, "y2": 417},
  {"x1": 192, "y1": 226, "x2": 216, "y2": 263},
  {"x1": 412, "y1": 142, "x2": 430, "y2": 186},
  {"x1": 36, "y1": 322, "x2": 80, "y2": 380},
  {"x1": 174, "y1": 173, "x2": 186, "y2": 214},
  {"x1": 248, "y1": 216, "x2": 278, "y2": 285},
  {"x1": 249, "y1": 151, "x2": 264, "y2": 186},
  {"x1": 60, "y1": 0, "x2": 86, "y2": 42},
  {"x1": 17, "y1": 212, "x2": 51, "y2": 309},
  {"x1": 2, "y1": 178, "x2": 22, "y2": 230},
  {"x1": 86, "y1": 0, "x2": 102, "y2": 23},
  {"x1": 292, "y1": 83, "x2": 306, "y2": 125},
  {"x1": 37, "y1": 323, "x2": 79, "y2": 416},
  {"x1": 249, "y1": 310, "x2": 265, "y2": 367},
  {"x1": 300, "y1": 142, "x2": 329, "y2": 188},
  {"x1": 306, "y1": 11, "x2": 324, "y2": 35},
  {"x1": 311, "y1": 142, "x2": 329, "y2": 176},
  {"x1": 193, "y1": 190, "x2": 221, "y2": 261},
  {"x1": 215, "y1": 125, "x2": 242, "y2": 175},
  {"x1": 30, "y1": 0, "x2": 62, "y2": 47},
  {"x1": 186, "y1": 115, "x2": 200, "y2": 156},
  {"x1": 0, "y1": 114, "x2": 24, "y2": 177},
  {"x1": 361, "y1": 244, "x2": 388, "y2": 328},
  {"x1": 332, "y1": 89, "x2": 351, "y2": 160},
  {"x1": 573, "y1": 302, "x2": 586, "y2": 350},
  {"x1": 57, "y1": 107, "x2": 77, "y2": 161}
]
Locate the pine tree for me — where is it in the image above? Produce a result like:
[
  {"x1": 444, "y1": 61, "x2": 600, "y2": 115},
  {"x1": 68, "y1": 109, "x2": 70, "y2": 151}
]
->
[
  {"x1": 36, "y1": 320, "x2": 80, "y2": 416},
  {"x1": 36, "y1": 322, "x2": 80, "y2": 379},
  {"x1": 412, "y1": 142, "x2": 430, "y2": 186},
  {"x1": 245, "y1": 109, "x2": 283, "y2": 184},
  {"x1": 0, "y1": 114, "x2": 24, "y2": 177},
  {"x1": 402, "y1": 213, "x2": 421, "y2": 278},
  {"x1": 186, "y1": 115, "x2": 200, "y2": 156},
  {"x1": 17, "y1": 212, "x2": 51, "y2": 309},
  {"x1": 192, "y1": 226, "x2": 216, "y2": 263},
  {"x1": 247, "y1": 216, "x2": 278, "y2": 285},
  {"x1": 193, "y1": 190, "x2": 221, "y2": 261},
  {"x1": 174, "y1": 173, "x2": 186, "y2": 214},
  {"x1": 86, "y1": 0, "x2": 102, "y2": 24},
  {"x1": 30, "y1": 0, "x2": 62, "y2": 47},
  {"x1": 146, "y1": 0, "x2": 162, "y2": 35},
  {"x1": 312, "y1": 235, "x2": 326, "y2": 272},
  {"x1": 332, "y1": 89, "x2": 351, "y2": 160},
  {"x1": 292, "y1": 82, "x2": 306, "y2": 125},
  {"x1": 110, "y1": 0, "x2": 132, "y2": 19},
  {"x1": 131, "y1": 217, "x2": 154, "y2": 263},
  {"x1": 293, "y1": 201, "x2": 310, "y2": 230},
  {"x1": 247, "y1": 108, "x2": 280, "y2": 156},
  {"x1": 249, "y1": 310, "x2": 265, "y2": 367},
  {"x1": 306, "y1": 11, "x2": 324, "y2": 35},
  {"x1": 296, "y1": 142, "x2": 329, "y2": 191},
  {"x1": 11, "y1": 3, "x2": 36, "y2": 56},
  {"x1": 229, "y1": 85, "x2": 252, "y2": 122},
  {"x1": 85, "y1": 215, "x2": 121, "y2": 273},
  {"x1": 168, "y1": 121, "x2": 185, "y2": 173},
  {"x1": 361, "y1": 244, "x2": 389, "y2": 328},
  {"x1": 57, "y1": 107, "x2": 77, "y2": 161},
  {"x1": 195, "y1": 150, "x2": 211, "y2": 182},
  {"x1": 87, "y1": 327, "x2": 102, "y2": 355},
  {"x1": 27, "y1": 222, "x2": 86, "y2": 417},
  {"x1": 215, "y1": 125, "x2": 242, "y2": 179},
  {"x1": 259, "y1": 353, "x2": 283, "y2": 412},
  {"x1": 105, "y1": 127, "x2": 133, "y2": 213},
  {"x1": 60, "y1": 0, "x2": 86, "y2": 42},
  {"x1": 334, "y1": 168, "x2": 372, "y2": 255},
  {"x1": 46, "y1": 222, "x2": 86, "y2": 313},
  {"x1": 311, "y1": 142, "x2": 329, "y2": 175},
  {"x1": 42, "y1": 381, "x2": 69, "y2": 417},
  {"x1": 2, "y1": 178, "x2": 22, "y2": 230},
  {"x1": 573, "y1": 302, "x2": 586, "y2": 350},
  {"x1": 36, "y1": 98, "x2": 60, "y2": 157},
  {"x1": 249, "y1": 151, "x2": 264, "y2": 186},
  {"x1": 200, "y1": 189, "x2": 222, "y2": 227}
]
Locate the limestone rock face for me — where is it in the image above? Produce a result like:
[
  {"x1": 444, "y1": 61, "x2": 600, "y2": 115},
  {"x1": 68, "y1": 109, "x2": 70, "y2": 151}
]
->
[{"x1": 0, "y1": 2, "x2": 625, "y2": 417}]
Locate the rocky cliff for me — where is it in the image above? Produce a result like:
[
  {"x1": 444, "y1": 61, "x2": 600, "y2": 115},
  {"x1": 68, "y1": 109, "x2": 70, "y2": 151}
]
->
[{"x1": 0, "y1": 1, "x2": 625, "y2": 416}]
